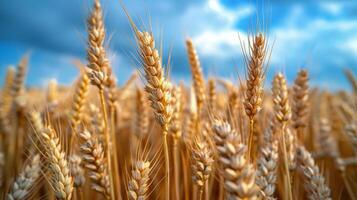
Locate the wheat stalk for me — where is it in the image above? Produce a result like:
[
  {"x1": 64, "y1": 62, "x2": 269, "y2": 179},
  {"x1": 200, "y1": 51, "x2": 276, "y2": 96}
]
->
[
  {"x1": 285, "y1": 128, "x2": 296, "y2": 170},
  {"x1": 0, "y1": 152, "x2": 4, "y2": 188}
]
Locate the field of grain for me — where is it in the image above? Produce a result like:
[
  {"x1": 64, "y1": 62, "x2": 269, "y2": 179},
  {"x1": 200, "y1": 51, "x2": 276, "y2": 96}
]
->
[{"x1": 1, "y1": 0, "x2": 357, "y2": 200}]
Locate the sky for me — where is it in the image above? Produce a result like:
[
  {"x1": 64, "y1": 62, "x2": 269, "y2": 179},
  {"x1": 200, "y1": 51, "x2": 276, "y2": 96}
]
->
[{"x1": 0, "y1": 0, "x2": 357, "y2": 90}]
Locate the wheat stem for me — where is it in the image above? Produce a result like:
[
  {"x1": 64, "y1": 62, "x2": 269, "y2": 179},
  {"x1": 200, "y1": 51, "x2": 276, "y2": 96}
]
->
[
  {"x1": 248, "y1": 119, "x2": 254, "y2": 162},
  {"x1": 282, "y1": 125, "x2": 293, "y2": 200},
  {"x1": 99, "y1": 88, "x2": 115, "y2": 200},
  {"x1": 109, "y1": 105, "x2": 122, "y2": 200},
  {"x1": 163, "y1": 132, "x2": 170, "y2": 200},
  {"x1": 173, "y1": 139, "x2": 180, "y2": 200}
]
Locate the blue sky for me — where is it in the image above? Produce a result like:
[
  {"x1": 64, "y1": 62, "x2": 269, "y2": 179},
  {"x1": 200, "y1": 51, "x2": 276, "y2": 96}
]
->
[{"x1": 0, "y1": 0, "x2": 357, "y2": 90}]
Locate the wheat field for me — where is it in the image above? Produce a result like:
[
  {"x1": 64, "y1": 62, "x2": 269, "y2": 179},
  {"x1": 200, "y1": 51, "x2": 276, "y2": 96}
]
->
[{"x1": 1, "y1": 0, "x2": 357, "y2": 200}]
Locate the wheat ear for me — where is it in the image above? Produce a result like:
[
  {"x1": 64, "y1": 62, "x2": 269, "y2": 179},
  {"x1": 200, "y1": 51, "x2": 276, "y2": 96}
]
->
[
  {"x1": 292, "y1": 69, "x2": 309, "y2": 140},
  {"x1": 79, "y1": 130, "x2": 111, "y2": 198},
  {"x1": 186, "y1": 38, "x2": 206, "y2": 113},
  {"x1": 220, "y1": 134, "x2": 258, "y2": 199},
  {"x1": 207, "y1": 78, "x2": 216, "y2": 112},
  {"x1": 244, "y1": 33, "x2": 266, "y2": 160},
  {"x1": 169, "y1": 86, "x2": 183, "y2": 200},
  {"x1": 41, "y1": 126, "x2": 73, "y2": 200},
  {"x1": 191, "y1": 136, "x2": 214, "y2": 200},
  {"x1": 316, "y1": 118, "x2": 339, "y2": 158},
  {"x1": 7, "y1": 154, "x2": 41, "y2": 200},
  {"x1": 170, "y1": 86, "x2": 183, "y2": 140},
  {"x1": 88, "y1": 104, "x2": 105, "y2": 136},
  {"x1": 296, "y1": 146, "x2": 331, "y2": 200},
  {"x1": 127, "y1": 160, "x2": 151, "y2": 200},
  {"x1": 135, "y1": 30, "x2": 173, "y2": 200},
  {"x1": 344, "y1": 69, "x2": 357, "y2": 94},
  {"x1": 47, "y1": 79, "x2": 58, "y2": 106},
  {"x1": 273, "y1": 73, "x2": 291, "y2": 126},
  {"x1": 11, "y1": 55, "x2": 28, "y2": 99},
  {"x1": 273, "y1": 73, "x2": 293, "y2": 200},
  {"x1": 345, "y1": 123, "x2": 357, "y2": 154},
  {"x1": 133, "y1": 88, "x2": 149, "y2": 138},
  {"x1": 212, "y1": 120, "x2": 258, "y2": 199},
  {"x1": 70, "y1": 73, "x2": 90, "y2": 131},
  {"x1": 256, "y1": 129, "x2": 278, "y2": 200},
  {"x1": 0, "y1": 67, "x2": 16, "y2": 135},
  {"x1": 69, "y1": 155, "x2": 85, "y2": 187},
  {"x1": 86, "y1": 0, "x2": 111, "y2": 89},
  {"x1": 107, "y1": 77, "x2": 118, "y2": 109},
  {"x1": 1, "y1": 67, "x2": 15, "y2": 114}
]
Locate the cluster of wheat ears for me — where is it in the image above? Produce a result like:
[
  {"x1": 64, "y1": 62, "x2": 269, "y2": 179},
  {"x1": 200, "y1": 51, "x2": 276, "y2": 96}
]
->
[{"x1": 1, "y1": 0, "x2": 357, "y2": 200}]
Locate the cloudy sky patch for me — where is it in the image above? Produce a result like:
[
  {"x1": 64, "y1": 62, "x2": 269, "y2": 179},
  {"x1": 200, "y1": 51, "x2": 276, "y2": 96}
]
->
[{"x1": 0, "y1": 0, "x2": 356, "y2": 90}]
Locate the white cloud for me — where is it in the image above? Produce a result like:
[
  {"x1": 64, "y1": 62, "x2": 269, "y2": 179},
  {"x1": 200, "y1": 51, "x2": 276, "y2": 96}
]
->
[
  {"x1": 270, "y1": 15, "x2": 357, "y2": 66},
  {"x1": 185, "y1": 0, "x2": 253, "y2": 57},
  {"x1": 320, "y1": 3, "x2": 343, "y2": 15},
  {"x1": 207, "y1": 0, "x2": 253, "y2": 25},
  {"x1": 192, "y1": 30, "x2": 247, "y2": 57},
  {"x1": 342, "y1": 37, "x2": 357, "y2": 55},
  {"x1": 270, "y1": 27, "x2": 310, "y2": 65}
]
